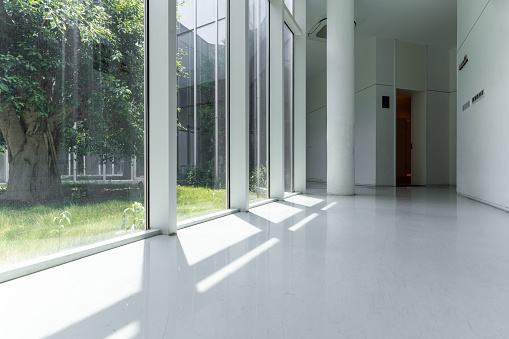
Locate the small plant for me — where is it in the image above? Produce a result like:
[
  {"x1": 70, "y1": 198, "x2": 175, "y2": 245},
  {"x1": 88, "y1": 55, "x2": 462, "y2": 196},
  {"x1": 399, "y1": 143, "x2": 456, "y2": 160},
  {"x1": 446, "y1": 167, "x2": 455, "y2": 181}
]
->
[
  {"x1": 64, "y1": 186, "x2": 88, "y2": 204},
  {"x1": 249, "y1": 164, "x2": 268, "y2": 196},
  {"x1": 122, "y1": 202, "x2": 145, "y2": 231},
  {"x1": 51, "y1": 211, "x2": 71, "y2": 249}
]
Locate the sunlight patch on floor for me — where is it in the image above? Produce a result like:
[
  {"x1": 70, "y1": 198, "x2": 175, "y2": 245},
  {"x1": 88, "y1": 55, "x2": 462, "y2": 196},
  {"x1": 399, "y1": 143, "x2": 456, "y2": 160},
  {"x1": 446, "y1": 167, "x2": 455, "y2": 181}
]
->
[
  {"x1": 178, "y1": 215, "x2": 262, "y2": 266},
  {"x1": 249, "y1": 202, "x2": 303, "y2": 224},
  {"x1": 196, "y1": 238, "x2": 280, "y2": 293},
  {"x1": 285, "y1": 195, "x2": 324, "y2": 207}
]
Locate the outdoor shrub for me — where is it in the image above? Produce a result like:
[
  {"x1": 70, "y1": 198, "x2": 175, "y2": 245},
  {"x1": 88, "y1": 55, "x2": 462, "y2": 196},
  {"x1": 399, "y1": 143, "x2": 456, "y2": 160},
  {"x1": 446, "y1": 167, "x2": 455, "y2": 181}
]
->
[
  {"x1": 177, "y1": 160, "x2": 225, "y2": 188},
  {"x1": 249, "y1": 164, "x2": 268, "y2": 194}
]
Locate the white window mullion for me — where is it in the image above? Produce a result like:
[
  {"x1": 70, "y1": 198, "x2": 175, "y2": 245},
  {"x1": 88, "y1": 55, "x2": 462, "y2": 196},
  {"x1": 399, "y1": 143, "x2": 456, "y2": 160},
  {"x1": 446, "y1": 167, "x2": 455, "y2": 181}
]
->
[
  {"x1": 215, "y1": 0, "x2": 219, "y2": 180},
  {"x1": 193, "y1": 0, "x2": 198, "y2": 166},
  {"x1": 147, "y1": 0, "x2": 177, "y2": 234},
  {"x1": 269, "y1": 0, "x2": 285, "y2": 200},
  {"x1": 256, "y1": 0, "x2": 262, "y2": 192},
  {"x1": 293, "y1": 0, "x2": 306, "y2": 193},
  {"x1": 229, "y1": 0, "x2": 250, "y2": 211}
]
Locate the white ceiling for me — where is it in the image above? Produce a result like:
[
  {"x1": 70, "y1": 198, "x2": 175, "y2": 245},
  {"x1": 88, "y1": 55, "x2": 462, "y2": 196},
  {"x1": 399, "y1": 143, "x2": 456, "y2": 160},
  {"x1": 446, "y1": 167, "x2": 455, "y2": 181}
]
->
[{"x1": 306, "y1": 0, "x2": 457, "y2": 79}]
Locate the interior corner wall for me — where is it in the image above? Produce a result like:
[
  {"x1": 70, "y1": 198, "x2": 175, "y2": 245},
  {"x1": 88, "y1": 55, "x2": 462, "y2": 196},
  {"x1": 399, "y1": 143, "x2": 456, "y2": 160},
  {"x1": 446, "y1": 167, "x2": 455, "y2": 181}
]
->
[
  {"x1": 396, "y1": 41, "x2": 426, "y2": 91},
  {"x1": 426, "y1": 46, "x2": 453, "y2": 186},
  {"x1": 307, "y1": 36, "x2": 454, "y2": 187},
  {"x1": 375, "y1": 38, "x2": 395, "y2": 186},
  {"x1": 355, "y1": 37, "x2": 376, "y2": 92},
  {"x1": 449, "y1": 48, "x2": 457, "y2": 185},
  {"x1": 449, "y1": 91, "x2": 457, "y2": 186},
  {"x1": 306, "y1": 70, "x2": 327, "y2": 182},
  {"x1": 457, "y1": 0, "x2": 490, "y2": 49},
  {"x1": 354, "y1": 37, "x2": 377, "y2": 185},
  {"x1": 375, "y1": 85, "x2": 395, "y2": 186},
  {"x1": 355, "y1": 86, "x2": 376, "y2": 185},
  {"x1": 457, "y1": 0, "x2": 509, "y2": 209},
  {"x1": 426, "y1": 91, "x2": 450, "y2": 185},
  {"x1": 411, "y1": 92, "x2": 427, "y2": 185}
]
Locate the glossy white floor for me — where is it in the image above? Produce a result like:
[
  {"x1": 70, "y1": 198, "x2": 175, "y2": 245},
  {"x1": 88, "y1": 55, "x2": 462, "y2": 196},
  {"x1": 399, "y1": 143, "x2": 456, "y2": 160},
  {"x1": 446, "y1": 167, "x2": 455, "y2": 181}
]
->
[{"x1": 2, "y1": 184, "x2": 509, "y2": 338}]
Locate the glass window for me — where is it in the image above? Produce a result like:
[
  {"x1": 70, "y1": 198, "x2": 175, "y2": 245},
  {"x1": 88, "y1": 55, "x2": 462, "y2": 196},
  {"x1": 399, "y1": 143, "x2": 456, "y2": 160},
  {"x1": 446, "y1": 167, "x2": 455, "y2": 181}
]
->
[
  {"x1": 249, "y1": 0, "x2": 269, "y2": 204},
  {"x1": 177, "y1": 0, "x2": 228, "y2": 223},
  {"x1": 0, "y1": 0, "x2": 146, "y2": 267},
  {"x1": 284, "y1": 0, "x2": 294, "y2": 14},
  {"x1": 284, "y1": 24, "x2": 294, "y2": 194}
]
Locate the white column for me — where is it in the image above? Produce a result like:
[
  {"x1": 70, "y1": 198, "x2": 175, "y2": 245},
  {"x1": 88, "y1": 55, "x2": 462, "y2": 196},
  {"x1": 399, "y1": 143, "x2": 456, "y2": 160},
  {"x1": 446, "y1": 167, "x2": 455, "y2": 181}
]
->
[
  {"x1": 293, "y1": 0, "x2": 306, "y2": 193},
  {"x1": 327, "y1": 0, "x2": 355, "y2": 196},
  {"x1": 229, "y1": 0, "x2": 249, "y2": 211},
  {"x1": 148, "y1": 0, "x2": 177, "y2": 234},
  {"x1": 269, "y1": 0, "x2": 285, "y2": 200}
]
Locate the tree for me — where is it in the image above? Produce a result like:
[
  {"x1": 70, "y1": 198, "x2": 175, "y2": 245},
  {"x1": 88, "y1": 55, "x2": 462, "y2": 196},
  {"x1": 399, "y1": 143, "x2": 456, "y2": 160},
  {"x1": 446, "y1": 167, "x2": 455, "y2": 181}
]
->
[{"x1": 0, "y1": 0, "x2": 145, "y2": 204}]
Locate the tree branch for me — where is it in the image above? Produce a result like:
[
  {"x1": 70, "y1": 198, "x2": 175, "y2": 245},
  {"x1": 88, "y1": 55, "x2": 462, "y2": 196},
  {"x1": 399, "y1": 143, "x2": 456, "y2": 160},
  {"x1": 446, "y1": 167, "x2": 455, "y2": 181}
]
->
[{"x1": 0, "y1": 0, "x2": 14, "y2": 26}]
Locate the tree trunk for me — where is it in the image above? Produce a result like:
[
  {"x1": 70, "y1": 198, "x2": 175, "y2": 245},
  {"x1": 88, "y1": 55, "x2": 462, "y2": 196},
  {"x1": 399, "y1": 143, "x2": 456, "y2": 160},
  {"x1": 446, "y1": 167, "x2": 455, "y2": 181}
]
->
[{"x1": 0, "y1": 105, "x2": 63, "y2": 205}]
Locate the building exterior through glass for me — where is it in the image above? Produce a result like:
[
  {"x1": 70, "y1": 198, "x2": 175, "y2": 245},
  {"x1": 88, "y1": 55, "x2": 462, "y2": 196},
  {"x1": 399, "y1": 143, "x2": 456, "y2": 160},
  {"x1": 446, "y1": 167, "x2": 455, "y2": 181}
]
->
[{"x1": 177, "y1": 0, "x2": 228, "y2": 223}]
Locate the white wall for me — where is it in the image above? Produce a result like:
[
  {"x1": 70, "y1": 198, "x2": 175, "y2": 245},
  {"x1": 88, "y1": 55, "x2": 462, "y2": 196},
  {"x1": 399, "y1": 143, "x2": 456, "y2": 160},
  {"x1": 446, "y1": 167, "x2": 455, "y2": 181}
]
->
[
  {"x1": 427, "y1": 46, "x2": 450, "y2": 92},
  {"x1": 306, "y1": 35, "x2": 455, "y2": 187},
  {"x1": 355, "y1": 86, "x2": 376, "y2": 185},
  {"x1": 376, "y1": 85, "x2": 395, "y2": 186},
  {"x1": 426, "y1": 45, "x2": 454, "y2": 186},
  {"x1": 355, "y1": 37, "x2": 376, "y2": 92},
  {"x1": 375, "y1": 38, "x2": 396, "y2": 186},
  {"x1": 411, "y1": 92, "x2": 427, "y2": 185},
  {"x1": 376, "y1": 38, "x2": 395, "y2": 86},
  {"x1": 457, "y1": 0, "x2": 509, "y2": 209},
  {"x1": 426, "y1": 92, "x2": 450, "y2": 185},
  {"x1": 353, "y1": 37, "x2": 377, "y2": 185},
  {"x1": 396, "y1": 41, "x2": 426, "y2": 91},
  {"x1": 449, "y1": 48, "x2": 457, "y2": 185},
  {"x1": 306, "y1": 70, "x2": 327, "y2": 182},
  {"x1": 457, "y1": 0, "x2": 490, "y2": 50}
]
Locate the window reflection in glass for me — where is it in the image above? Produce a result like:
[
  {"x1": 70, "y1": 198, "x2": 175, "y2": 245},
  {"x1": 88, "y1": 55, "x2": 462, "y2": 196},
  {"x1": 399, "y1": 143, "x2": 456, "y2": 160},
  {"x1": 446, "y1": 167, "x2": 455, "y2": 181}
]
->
[
  {"x1": 177, "y1": 0, "x2": 228, "y2": 222},
  {"x1": 249, "y1": 0, "x2": 269, "y2": 204},
  {"x1": 284, "y1": 24, "x2": 294, "y2": 193},
  {"x1": 284, "y1": 0, "x2": 294, "y2": 13}
]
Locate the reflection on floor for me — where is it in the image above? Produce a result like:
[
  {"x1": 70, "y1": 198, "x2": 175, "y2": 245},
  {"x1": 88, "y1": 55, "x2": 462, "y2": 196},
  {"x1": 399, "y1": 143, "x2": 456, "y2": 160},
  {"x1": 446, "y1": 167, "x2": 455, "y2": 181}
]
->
[{"x1": 2, "y1": 184, "x2": 509, "y2": 338}]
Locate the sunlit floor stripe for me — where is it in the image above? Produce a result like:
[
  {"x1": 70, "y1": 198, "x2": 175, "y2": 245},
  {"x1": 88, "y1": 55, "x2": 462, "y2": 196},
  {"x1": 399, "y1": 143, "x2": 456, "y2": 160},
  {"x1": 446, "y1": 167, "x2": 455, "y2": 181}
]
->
[
  {"x1": 105, "y1": 321, "x2": 140, "y2": 339},
  {"x1": 289, "y1": 213, "x2": 319, "y2": 232},
  {"x1": 196, "y1": 238, "x2": 280, "y2": 293},
  {"x1": 321, "y1": 202, "x2": 337, "y2": 211}
]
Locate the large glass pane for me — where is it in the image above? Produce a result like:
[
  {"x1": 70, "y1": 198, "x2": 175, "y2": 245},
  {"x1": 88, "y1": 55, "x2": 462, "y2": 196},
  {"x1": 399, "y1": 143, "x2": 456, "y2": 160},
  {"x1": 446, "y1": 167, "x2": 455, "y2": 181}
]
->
[
  {"x1": 284, "y1": 24, "x2": 294, "y2": 193},
  {"x1": 249, "y1": 0, "x2": 269, "y2": 204},
  {"x1": 177, "y1": 0, "x2": 228, "y2": 222},
  {"x1": 284, "y1": 0, "x2": 294, "y2": 14},
  {"x1": 0, "y1": 0, "x2": 146, "y2": 267}
]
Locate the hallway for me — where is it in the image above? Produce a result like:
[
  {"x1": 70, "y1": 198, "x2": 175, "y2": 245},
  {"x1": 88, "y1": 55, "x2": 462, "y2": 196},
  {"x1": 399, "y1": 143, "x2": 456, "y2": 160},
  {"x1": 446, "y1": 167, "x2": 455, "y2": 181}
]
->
[{"x1": 2, "y1": 185, "x2": 509, "y2": 338}]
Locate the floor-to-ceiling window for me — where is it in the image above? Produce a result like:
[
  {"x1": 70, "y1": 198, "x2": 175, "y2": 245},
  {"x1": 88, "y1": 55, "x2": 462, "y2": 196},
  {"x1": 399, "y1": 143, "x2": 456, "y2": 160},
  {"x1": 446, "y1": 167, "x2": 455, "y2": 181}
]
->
[
  {"x1": 249, "y1": 0, "x2": 269, "y2": 204},
  {"x1": 284, "y1": 0, "x2": 294, "y2": 14},
  {"x1": 0, "y1": 0, "x2": 146, "y2": 267},
  {"x1": 177, "y1": 0, "x2": 228, "y2": 222},
  {"x1": 283, "y1": 24, "x2": 294, "y2": 194}
]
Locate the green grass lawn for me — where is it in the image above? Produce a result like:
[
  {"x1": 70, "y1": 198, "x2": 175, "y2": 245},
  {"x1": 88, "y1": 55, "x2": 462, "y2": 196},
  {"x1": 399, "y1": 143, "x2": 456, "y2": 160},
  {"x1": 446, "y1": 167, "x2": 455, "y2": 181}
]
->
[
  {"x1": 0, "y1": 184, "x2": 229, "y2": 267},
  {"x1": 177, "y1": 185, "x2": 226, "y2": 221},
  {"x1": 0, "y1": 184, "x2": 144, "y2": 267}
]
